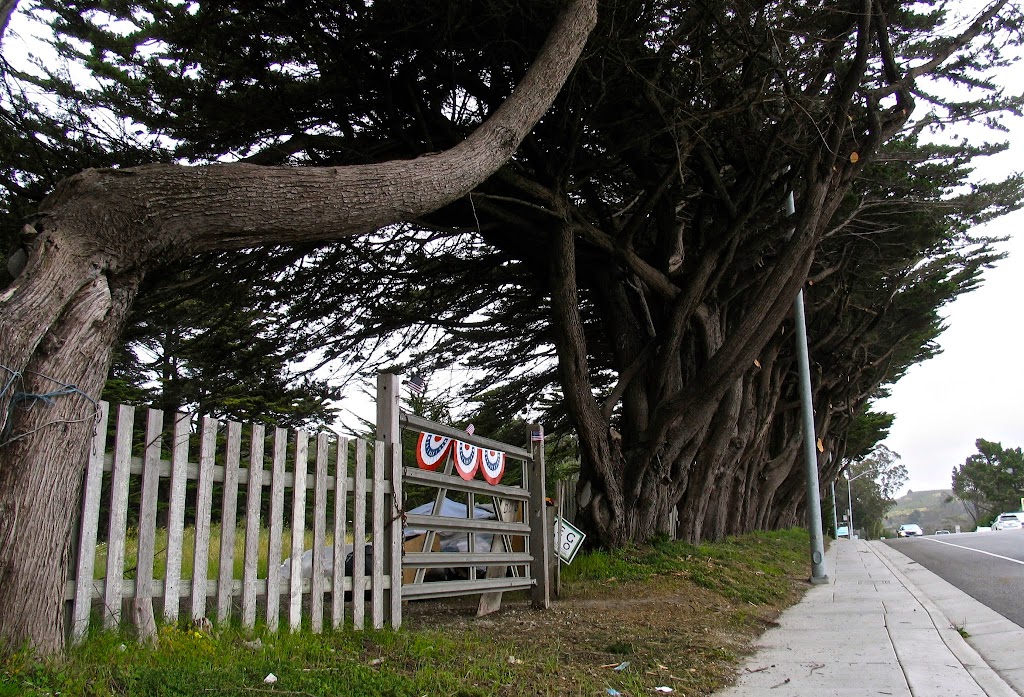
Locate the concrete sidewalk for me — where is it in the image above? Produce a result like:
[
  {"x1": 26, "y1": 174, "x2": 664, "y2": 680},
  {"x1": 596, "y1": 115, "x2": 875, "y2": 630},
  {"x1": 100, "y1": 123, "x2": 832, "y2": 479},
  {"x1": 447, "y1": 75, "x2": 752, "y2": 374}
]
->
[{"x1": 714, "y1": 538, "x2": 1024, "y2": 696}]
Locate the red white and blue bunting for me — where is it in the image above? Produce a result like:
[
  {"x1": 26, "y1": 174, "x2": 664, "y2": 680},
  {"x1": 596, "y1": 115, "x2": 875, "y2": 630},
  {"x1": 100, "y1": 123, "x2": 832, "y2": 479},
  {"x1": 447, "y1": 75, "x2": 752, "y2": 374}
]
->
[
  {"x1": 416, "y1": 431, "x2": 513, "y2": 485},
  {"x1": 415, "y1": 432, "x2": 453, "y2": 471},
  {"x1": 454, "y1": 440, "x2": 480, "y2": 480},
  {"x1": 479, "y1": 448, "x2": 506, "y2": 485}
]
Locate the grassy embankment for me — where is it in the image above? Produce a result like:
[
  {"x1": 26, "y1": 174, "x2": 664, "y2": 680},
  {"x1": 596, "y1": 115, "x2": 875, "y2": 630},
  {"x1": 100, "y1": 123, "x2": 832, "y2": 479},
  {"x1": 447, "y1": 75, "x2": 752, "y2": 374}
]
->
[{"x1": 1, "y1": 528, "x2": 813, "y2": 696}]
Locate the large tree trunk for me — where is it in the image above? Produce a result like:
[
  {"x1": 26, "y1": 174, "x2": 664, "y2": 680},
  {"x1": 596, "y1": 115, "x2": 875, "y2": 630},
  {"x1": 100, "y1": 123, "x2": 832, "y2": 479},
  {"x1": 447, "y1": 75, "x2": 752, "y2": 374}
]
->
[{"x1": 0, "y1": 0, "x2": 597, "y2": 655}]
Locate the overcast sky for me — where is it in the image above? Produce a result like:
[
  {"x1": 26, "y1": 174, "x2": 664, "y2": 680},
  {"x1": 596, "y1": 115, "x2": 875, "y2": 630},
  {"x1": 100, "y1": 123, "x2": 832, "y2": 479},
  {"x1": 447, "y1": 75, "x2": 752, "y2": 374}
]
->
[{"x1": 877, "y1": 206, "x2": 1024, "y2": 497}]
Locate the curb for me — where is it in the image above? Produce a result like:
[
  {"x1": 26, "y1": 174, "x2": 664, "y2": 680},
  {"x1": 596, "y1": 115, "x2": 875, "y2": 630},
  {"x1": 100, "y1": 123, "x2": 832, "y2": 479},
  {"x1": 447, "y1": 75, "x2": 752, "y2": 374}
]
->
[{"x1": 869, "y1": 542, "x2": 1019, "y2": 697}]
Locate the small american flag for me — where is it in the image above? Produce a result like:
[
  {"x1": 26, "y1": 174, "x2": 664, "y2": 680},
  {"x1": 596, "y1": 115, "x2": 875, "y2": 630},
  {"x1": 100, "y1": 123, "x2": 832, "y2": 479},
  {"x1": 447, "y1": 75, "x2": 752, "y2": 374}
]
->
[
  {"x1": 531, "y1": 427, "x2": 544, "y2": 442},
  {"x1": 465, "y1": 424, "x2": 475, "y2": 435},
  {"x1": 407, "y1": 372, "x2": 425, "y2": 395}
]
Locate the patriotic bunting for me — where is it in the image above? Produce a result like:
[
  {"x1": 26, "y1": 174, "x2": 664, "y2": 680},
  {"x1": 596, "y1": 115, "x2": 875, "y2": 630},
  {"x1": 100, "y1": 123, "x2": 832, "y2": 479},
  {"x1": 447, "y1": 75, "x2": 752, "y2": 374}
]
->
[
  {"x1": 416, "y1": 427, "x2": 526, "y2": 485},
  {"x1": 479, "y1": 448, "x2": 506, "y2": 485},
  {"x1": 415, "y1": 432, "x2": 452, "y2": 471},
  {"x1": 454, "y1": 440, "x2": 480, "y2": 480}
]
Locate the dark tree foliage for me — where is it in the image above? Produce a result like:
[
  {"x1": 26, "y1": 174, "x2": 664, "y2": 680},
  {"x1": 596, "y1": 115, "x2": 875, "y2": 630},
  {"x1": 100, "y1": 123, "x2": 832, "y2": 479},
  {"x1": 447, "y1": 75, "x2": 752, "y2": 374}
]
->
[
  {"x1": 6, "y1": 0, "x2": 1024, "y2": 546},
  {"x1": 0, "y1": 44, "x2": 338, "y2": 428}
]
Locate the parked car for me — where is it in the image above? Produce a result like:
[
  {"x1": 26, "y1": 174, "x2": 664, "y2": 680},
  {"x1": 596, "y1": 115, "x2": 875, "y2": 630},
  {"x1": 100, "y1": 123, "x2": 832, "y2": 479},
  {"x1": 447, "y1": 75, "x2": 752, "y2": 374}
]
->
[
  {"x1": 993, "y1": 514, "x2": 1023, "y2": 531},
  {"x1": 897, "y1": 524, "x2": 923, "y2": 537}
]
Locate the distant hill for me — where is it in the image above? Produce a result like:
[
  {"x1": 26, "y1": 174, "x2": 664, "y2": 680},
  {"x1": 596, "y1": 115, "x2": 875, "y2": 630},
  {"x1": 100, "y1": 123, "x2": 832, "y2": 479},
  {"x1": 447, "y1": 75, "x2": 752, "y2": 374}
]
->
[{"x1": 884, "y1": 489, "x2": 974, "y2": 534}]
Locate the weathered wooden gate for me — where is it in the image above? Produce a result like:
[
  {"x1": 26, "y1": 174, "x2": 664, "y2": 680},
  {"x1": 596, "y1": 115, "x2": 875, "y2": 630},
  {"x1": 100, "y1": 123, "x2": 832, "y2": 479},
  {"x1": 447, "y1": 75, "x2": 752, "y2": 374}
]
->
[{"x1": 65, "y1": 372, "x2": 549, "y2": 642}]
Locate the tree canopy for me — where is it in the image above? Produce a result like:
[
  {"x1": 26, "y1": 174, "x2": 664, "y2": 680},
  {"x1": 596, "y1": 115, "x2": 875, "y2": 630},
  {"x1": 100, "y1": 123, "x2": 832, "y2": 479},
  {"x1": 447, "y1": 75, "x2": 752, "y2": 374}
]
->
[
  {"x1": 951, "y1": 438, "x2": 1024, "y2": 525},
  {"x1": 3, "y1": 0, "x2": 1023, "y2": 550},
  {"x1": 0, "y1": 0, "x2": 599, "y2": 654}
]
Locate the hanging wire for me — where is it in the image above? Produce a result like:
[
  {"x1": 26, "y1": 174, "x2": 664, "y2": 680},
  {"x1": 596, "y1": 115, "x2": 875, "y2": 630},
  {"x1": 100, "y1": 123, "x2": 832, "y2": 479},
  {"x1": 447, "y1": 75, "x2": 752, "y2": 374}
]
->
[{"x1": 0, "y1": 365, "x2": 98, "y2": 446}]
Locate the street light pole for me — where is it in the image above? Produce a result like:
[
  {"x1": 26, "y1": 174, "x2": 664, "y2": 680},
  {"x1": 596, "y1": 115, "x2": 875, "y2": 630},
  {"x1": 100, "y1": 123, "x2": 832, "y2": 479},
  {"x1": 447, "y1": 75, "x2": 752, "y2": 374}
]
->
[
  {"x1": 844, "y1": 466, "x2": 883, "y2": 540},
  {"x1": 847, "y1": 470, "x2": 854, "y2": 539},
  {"x1": 830, "y1": 480, "x2": 839, "y2": 538},
  {"x1": 786, "y1": 189, "x2": 829, "y2": 584}
]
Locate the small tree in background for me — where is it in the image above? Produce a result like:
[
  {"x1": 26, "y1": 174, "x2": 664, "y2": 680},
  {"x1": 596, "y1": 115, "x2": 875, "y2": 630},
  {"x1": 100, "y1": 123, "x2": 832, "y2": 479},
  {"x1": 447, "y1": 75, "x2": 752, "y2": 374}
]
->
[
  {"x1": 845, "y1": 446, "x2": 907, "y2": 539},
  {"x1": 951, "y1": 439, "x2": 1024, "y2": 526}
]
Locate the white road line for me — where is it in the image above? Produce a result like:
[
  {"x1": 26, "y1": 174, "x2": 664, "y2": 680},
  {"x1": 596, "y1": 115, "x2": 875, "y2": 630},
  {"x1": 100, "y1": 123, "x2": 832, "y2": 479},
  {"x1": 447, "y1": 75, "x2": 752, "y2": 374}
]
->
[{"x1": 924, "y1": 537, "x2": 1024, "y2": 565}]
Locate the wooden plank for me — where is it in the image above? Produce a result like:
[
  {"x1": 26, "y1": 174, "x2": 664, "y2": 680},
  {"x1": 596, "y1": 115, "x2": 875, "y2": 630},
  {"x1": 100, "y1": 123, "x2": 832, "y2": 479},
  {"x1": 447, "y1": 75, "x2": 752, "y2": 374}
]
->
[
  {"x1": 67, "y1": 574, "x2": 356, "y2": 602},
  {"x1": 351, "y1": 438, "x2": 367, "y2": 629},
  {"x1": 403, "y1": 552, "x2": 532, "y2": 568},
  {"x1": 103, "y1": 404, "x2": 135, "y2": 629},
  {"x1": 163, "y1": 412, "x2": 191, "y2": 622},
  {"x1": 402, "y1": 577, "x2": 533, "y2": 601},
  {"x1": 216, "y1": 420, "x2": 242, "y2": 624},
  {"x1": 71, "y1": 400, "x2": 109, "y2": 644},
  {"x1": 402, "y1": 467, "x2": 530, "y2": 501},
  {"x1": 133, "y1": 407, "x2": 164, "y2": 639},
  {"x1": 288, "y1": 429, "x2": 309, "y2": 632},
  {"x1": 371, "y1": 443, "x2": 385, "y2": 629},
  {"x1": 527, "y1": 424, "x2": 551, "y2": 609},
  {"x1": 331, "y1": 437, "x2": 349, "y2": 629},
  {"x1": 400, "y1": 412, "x2": 530, "y2": 459},
  {"x1": 310, "y1": 432, "x2": 329, "y2": 633},
  {"x1": 190, "y1": 416, "x2": 218, "y2": 620},
  {"x1": 403, "y1": 514, "x2": 530, "y2": 535},
  {"x1": 265, "y1": 427, "x2": 287, "y2": 630},
  {"x1": 241, "y1": 423, "x2": 266, "y2": 629}
]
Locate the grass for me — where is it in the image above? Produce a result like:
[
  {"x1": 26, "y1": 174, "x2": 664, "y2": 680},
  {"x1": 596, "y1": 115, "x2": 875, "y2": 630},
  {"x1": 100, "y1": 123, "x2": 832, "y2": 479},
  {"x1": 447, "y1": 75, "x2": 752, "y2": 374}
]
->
[
  {"x1": 2, "y1": 528, "x2": 813, "y2": 696},
  {"x1": 562, "y1": 528, "x2": 809, "y2": 605}
]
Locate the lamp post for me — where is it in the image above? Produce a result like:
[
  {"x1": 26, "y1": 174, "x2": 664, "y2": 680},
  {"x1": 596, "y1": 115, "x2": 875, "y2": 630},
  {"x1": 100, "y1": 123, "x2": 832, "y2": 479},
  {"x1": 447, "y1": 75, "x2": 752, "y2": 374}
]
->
[{"x1": 845, "y1": 466, "x2": 883, "y2": 540}]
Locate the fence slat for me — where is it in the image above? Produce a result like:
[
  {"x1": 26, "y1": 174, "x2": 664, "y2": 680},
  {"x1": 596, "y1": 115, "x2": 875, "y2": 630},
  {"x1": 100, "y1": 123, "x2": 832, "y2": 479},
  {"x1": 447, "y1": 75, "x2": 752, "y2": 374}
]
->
[
  {"x1": 71, "y1": 400, "x2": 109, "y2": 643},
  {"x1": 133, "y1": 408, "x2": 164, "y2": 638},
  {"x1": 288, "y1": 429, "x2": 309, "y2": 632},
  {"x1": 265, "y1": 427, "x2": 287, "y2": 630},
  {"x1": 217, "y1": 420, "x2": 242, "y2": 624},
  {"x1": 351, "y1": 438, "x2": 367, "y2": 629},
  {"x1": 241, "y1": 423, "x2": 266, "y2": 629},
  {"x1": 331, "y1": 437, "x2": 349, "y2": 629},
  {"x1": 103, "y1": 404, "x2": 135, "y2": 629},
  {"x1": 371, "y1": 443, "x2": 385, "y2": 629},
  {"x1": 163, "y1": 412, "x2": 191, "y2": 622},
  {"x1": 190, "y1": 416, "x2": 218, "y2": 620},
  {"x1": 310, "y1": 432, "x2": 329, "y2": 633},
  {"x1": 388, "y1": 445, "x2": 403, "y2": 628}
]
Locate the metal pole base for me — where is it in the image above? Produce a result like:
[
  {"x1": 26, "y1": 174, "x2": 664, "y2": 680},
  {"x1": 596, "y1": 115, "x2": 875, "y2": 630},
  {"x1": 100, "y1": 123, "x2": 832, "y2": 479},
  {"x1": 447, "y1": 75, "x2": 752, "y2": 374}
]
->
[{"x1": 809, "y1": 575, "x2": 831, "y2": 585}]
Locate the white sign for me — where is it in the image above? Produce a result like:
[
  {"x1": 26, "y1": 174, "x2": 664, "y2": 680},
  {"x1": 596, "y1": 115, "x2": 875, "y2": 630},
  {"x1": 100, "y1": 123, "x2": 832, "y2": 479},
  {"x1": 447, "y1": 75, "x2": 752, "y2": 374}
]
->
[{"x1": 554, "y1": 516, "x2": 586, "y2": 564}]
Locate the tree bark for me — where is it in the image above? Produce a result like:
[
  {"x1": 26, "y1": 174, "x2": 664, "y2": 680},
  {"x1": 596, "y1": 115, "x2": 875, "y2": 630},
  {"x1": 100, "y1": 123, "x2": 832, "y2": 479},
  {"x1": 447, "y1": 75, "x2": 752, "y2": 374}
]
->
[{"x1": 0, "y1": 0, "x2": 597, "y2": 655}]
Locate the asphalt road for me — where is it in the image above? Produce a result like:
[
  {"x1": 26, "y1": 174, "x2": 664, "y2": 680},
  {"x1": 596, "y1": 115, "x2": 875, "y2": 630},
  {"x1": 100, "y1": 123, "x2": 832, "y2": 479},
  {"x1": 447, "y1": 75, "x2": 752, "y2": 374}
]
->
[{"x1": 884, "y1": 531, "x2": 1024, "y2": 628}]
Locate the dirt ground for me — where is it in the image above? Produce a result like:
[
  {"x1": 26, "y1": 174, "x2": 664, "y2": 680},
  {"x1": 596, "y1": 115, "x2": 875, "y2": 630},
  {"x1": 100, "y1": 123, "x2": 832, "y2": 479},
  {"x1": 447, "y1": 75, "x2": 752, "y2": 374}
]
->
[{"x1": 402, "y1": 571, "x2": 809, "y2": 696}]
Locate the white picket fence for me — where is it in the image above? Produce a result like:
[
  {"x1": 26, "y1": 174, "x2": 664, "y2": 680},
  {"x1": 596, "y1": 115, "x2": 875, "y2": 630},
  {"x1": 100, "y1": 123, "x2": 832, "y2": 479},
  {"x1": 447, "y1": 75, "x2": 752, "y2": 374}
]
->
[{"x1": 65, "y1": 373, "x2": 550, "y2": 642}]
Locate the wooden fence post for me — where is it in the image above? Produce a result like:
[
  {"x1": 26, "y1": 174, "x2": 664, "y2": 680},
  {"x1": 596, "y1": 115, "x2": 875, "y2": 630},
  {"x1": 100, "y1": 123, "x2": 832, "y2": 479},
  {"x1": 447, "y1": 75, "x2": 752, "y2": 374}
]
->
[
  {"x1": 527, "y1": 424, "x2": 551, "y2": 609},
  {"x1": 375, "y1": 372, "x2": 402, "y2": 628}
]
